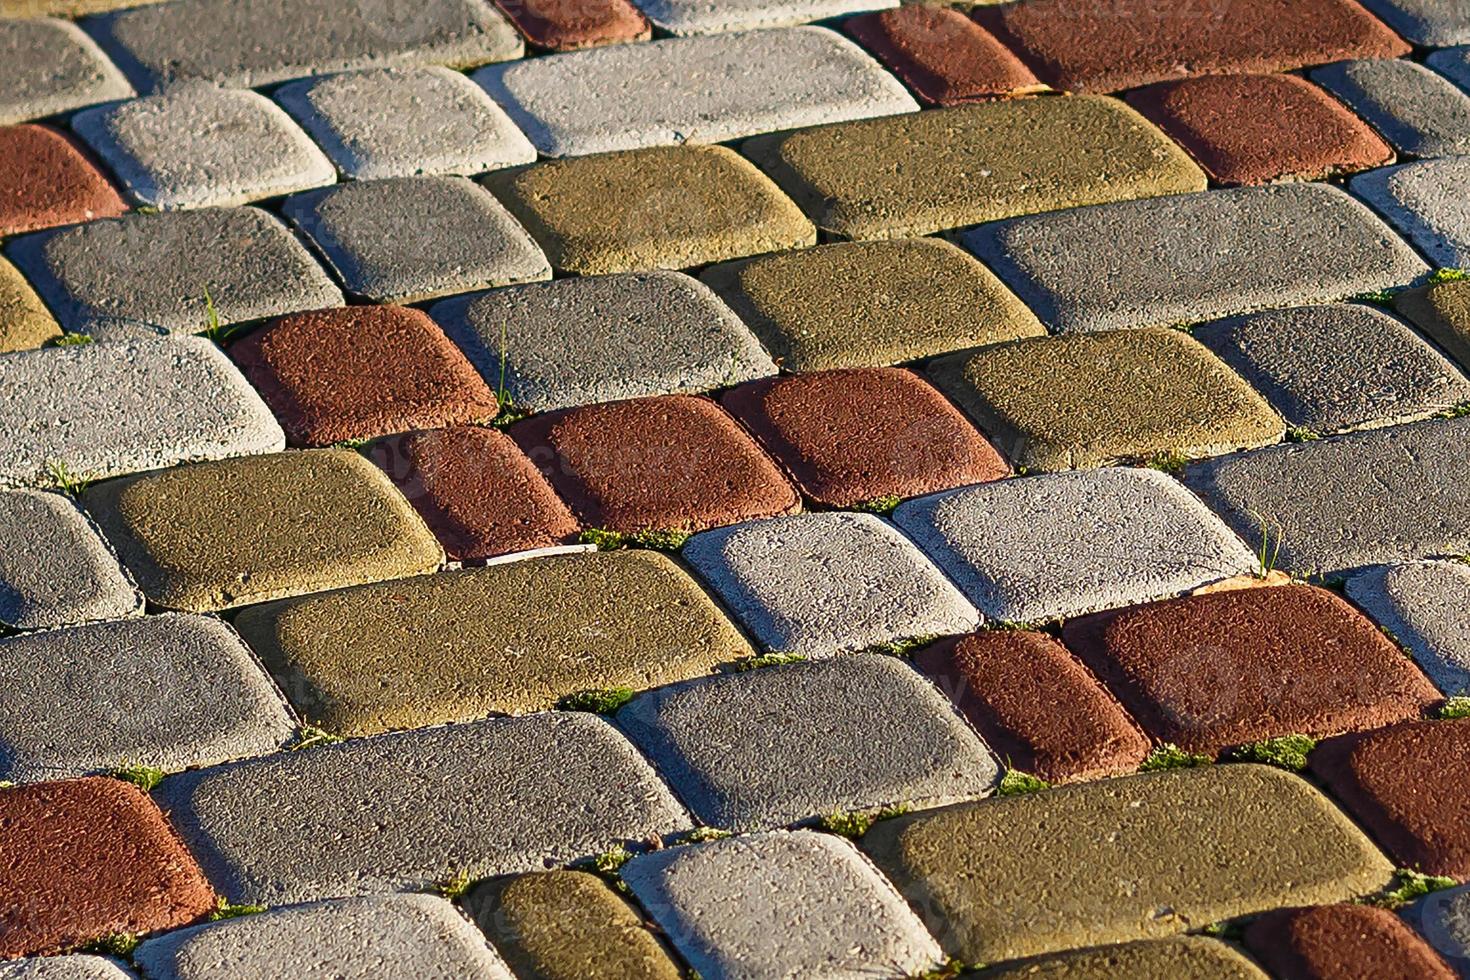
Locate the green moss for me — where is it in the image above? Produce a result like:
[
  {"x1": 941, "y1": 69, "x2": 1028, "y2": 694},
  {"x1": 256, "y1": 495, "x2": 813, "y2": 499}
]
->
[
  {"x1": 559, "y1": 687, "x2": 636, "y2": 714},
  {"x1": 48, "y1": 331, "x2": 94, "y2": 347},
  {"x1": 1200, "y1": 919, "x2": 1246, "y2": 940},
  {"x1": 1438, "y1": 697, "x2": 1470, "y2": 720},
  {"x1": 678, "y1": 827, "x2": 734, "y2": 844},
  {"x1": 580, "y1": 527, "x2": 692, "y2": 552},
  {"x1": 590, "y1": 842, "x2": 634, "y2": 876},
  {"x1": 907, "y1": 960, "x2": 970, "y2": 980},
  {"x1": 1437, "y1": 400, "x2": 1470, "y2": 420},
  {"x1": 996, "y1": 769, "x2": 1049, "y2": 796},
  {"x1": 818, "y1": 803, "x2": 911, "y2": 839},
  {"x1": 1363, "y1": 868, "x2": 1458, "y2": 909},
  {"x1": 114, "y1": 762, "x2": 166, "y2": 793},
  {"x1": 851, "y1": 495, "x2": 902, "y2": 516},
  {"x1": 865, "y1": 634, "x2": 939, "y2": 659},
  {"x1": 1141, "y1": 449, "x2": 1189, "y2": 476},
  {"x1": 292, "y1": 723, "x2": 344, "y2": 751},
  {"x1": 1429, "y1": 267, "x2": 1470, "y2": 285},
  {"x1": 210, "y1": 899, "x2": 267, "y2": 921},
  {"x1": 1228, "y1": 734, "x2": 1317, "y2": 772},
  {"x1": 1356, "y1": 286, "x2": 1403, "y2": 306},
  {"x1": 733, "y1": 652, "x2": 808, "y2": 672},
  {"x1": 1139, "y1": 743, "x2": 1212, "y2": 772},
  {"x1": 78, "y1": 933, "x2": 140, "y2": 957},
  {"x1": 330, "y1": 437, "x2": 373, "y2": 451},
  {"x1": 1285, "y1": 427, "x2": 1320, "y2": 444},
  {"x1": 434, "y1": 869, "x2": 475, "y2": 901}
]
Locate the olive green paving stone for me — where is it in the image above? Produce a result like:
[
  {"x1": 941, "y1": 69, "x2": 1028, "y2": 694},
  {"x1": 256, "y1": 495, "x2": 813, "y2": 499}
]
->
[
  {"x1": 861, "y1": 765, "x2": 1393, "y2": 964},
  {"x1": 700, "y1": 238, "x2": 1044, "y2": 372},
  {"x1": 927, "y1": 328, "x2": 1284, "y2": 472},
  {"x1": 484, "y1": 145, "x2": 814, "y2": 275},
  {"x1": 81, "y1": 449, "x2": 443, "y2": 613},
  {"x1": 976, "y1": 937, "x2": 1268, "y2": 980},
  {"x1": 0, "y1": 256, "x2": 59, "y2": 353},
  {"x1": 232, "y1": 550, "x2": 752, "y2": 738},
  {"x1": 742, "y1": 95, "x2": 1204, "y2": 241},
  {"x1": 1397, "y1": 278, "x2": 1470, "y2": 371}
]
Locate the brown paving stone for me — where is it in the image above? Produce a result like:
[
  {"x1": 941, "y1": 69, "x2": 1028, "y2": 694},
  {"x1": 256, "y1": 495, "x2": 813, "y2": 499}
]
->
[
  {"x1": 229, "y1": 306, "x2": 499, "y2": 448},
  {"x1": 493, "y1": 0, "x2": 650, "y2": 51},
  {"x1": 369, "y1": 426, "x2": 579, "y2": 562},
  {"x1": 1126, "y1": 73, "x2": 1393, "y2": 186},
  {"x1": 1396, "y1": 278, "x2": 1470, "y2": 372},
  {"x1": 914, "y1": 631, "x2": 1150, "y2": 784},
  {"x1": 0, "y1": 777, "x2": 215, "y2": 958},
  {"x1": 0, "y1": 255, "x2": 60, "y2": 353},
  {"x1": 1061, "y1": 584, "x2": 1440, "y2": 757},
  {"x1": 0, "y1": 124, "x2": 125, "y2": 238},
  {"x1": 976, "y1": 0, "x2": 1410, "y2": 94},
  {"x1": 1244, "y1": 903, "x2": 1456, "y2": 980},
  {"x1": 510, "y1": 394, "x2": 798, "y2": 534}
]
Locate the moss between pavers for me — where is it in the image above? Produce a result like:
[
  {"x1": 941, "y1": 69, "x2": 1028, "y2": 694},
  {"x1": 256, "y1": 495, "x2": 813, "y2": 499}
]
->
[
  {"x1": 978, "y1": 936, "x2": 1268, "y2": 979},
  {"x1": 1396, "y1": 278, "x2": 1470, "y2": 372},
  {"x1": 0, "y1": 256, "x2": 61, "y2": 353}
]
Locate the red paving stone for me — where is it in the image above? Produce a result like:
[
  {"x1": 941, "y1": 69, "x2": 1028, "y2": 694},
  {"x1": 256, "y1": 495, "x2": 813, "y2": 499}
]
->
[
  {"x1": 493, "y1": 0, "x2": 650, "y2": 50},
  {"x1": 1243, "y1": 904, "x2": 1456, "y2": 980},
  {"x1": 510, "y1": 394, "x2": 799, "y2": 534},
  {"x1": 0, "y1": 778, "x2": 215, "y2": 958},
  {"x1": 1061, "y1": 584, "x2": 1440, "y2": 757},
  {"x1": 720, "y1": 367, "x2": 1008, "y2": 509},
  {"x1": 914, "y1": 631, "x2": 1150, "y2": 783},
  {"x1": 0, "y1": 124, "x2": 126, "y2": 238},
  {"x1": 1126, "y1": 73, "x2": 1393, "y2": 186},
  {"x1": 230, "y1": 306, "x2": 500, "y2": 448},
  {"x1": 369, "y1": 425, "x2": 580, "y2": 562}
]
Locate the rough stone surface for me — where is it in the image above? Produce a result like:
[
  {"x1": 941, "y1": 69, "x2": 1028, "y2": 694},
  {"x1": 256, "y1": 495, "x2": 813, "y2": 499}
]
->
[
  {"x1": 1405, "y1": 883, "x2": 1470, "y2": 976},
  {"x1": 0, "y1": 337, "x2": 284, "y2": 489},
  {"x1": 153, "y1": 712, "x2": 691, "y2": 905},
  {"x1": 1313, "y1": 58, "x2": 1470, "y2": 158},
  {"x1": 492, "y1": 0, "x2": 650, "y2": 51},
  {"x1": 863, "y1": 765, "x2": 1394, "y2": 963},
  {"x1": 1352, "y1": 157, "x2": 1470, "y2": 269},
  {"x1": 476, "y1": 26, "x2": 915, "y2": 157},
  {"x1": 964, "y1": 183, "x2": 1429, "y2": 335},
  {"x1": 1364, "y1": 0, "x2": 1470, "y2": 44},
  {"x1": 0, "y1": 124, "x2": 127, "y2": 237},
  {"x1": 0, "y1": 489, "x2": 140, "y2": 630},
  {"x1": 892, "y1": 468, "x2": 1257, "y2": 623},
  {"x1": 979, "y1": 938, "x2": 1270, "y2": 980},
  {"x1": 281, "y1": 175, "x2": 549, "y2": 304},
  {"x1": 681, "y1": 511, "x2": 979, "y2": 656},
  {"x1": 0, "y1": 256, "x2": 60, "y2": 353},
  {"x1": 0, "y1": 957, "x2": 134, "y2": 980},
  {"x1": 701, "y1": 238, "x2": 1044, "y2": 372},
  {"x1": 0, "y1": 19, "x2": 133, "y2": 125},
  {"x1": 275, "y1": 66, "x2": 535, "y2": 180},
  {"x1": 616, "y1": 655, "x2": 997, "y2": 831},
  {"x1": 432, "y1": 271, "x2": 774, "y2": 413},
  {"x1": 745, "y1": 95, "x2": 1204, "y2": 241},
  {"x1": 629, "y1": 0, "x2": 895, "y2": 35},
  {"x1": 1428, "y1": 45, "x2": 1470, "y2": 93},
  {"x1": 82, "y1": 449, "x2": 444, "y2": 613},
  {"x1": 1397, "y1": 278, "x2": 1470, "y2": 371},
  {"x1": 1244, "y1": 903, "x2": 1456, "y2": 980},
  {"x1": 486, "y1": 145, "x2": 814, "y2": 275},
  {"x1": 621, "y1": 831, "x2": 943, "y2": 979},
  {"x1": 1347, "y1": 561, "x2": 1470, "y2": 695}
]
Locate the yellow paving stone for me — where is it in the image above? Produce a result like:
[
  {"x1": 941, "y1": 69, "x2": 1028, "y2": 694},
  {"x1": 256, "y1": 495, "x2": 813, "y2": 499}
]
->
[
  {"x1": 1396, "y1": 277, "x2": 1470, "y2": 373},
  {"x1": 978, "y1": 937, "x2": 1268, "y2": 979},
  {"x1": 0, "y1": 256, "x2": 60, "y2": 353}
]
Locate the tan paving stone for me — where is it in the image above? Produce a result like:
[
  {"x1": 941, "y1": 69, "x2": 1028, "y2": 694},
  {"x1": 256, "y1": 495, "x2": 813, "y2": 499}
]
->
[
  {"x1": 0, "y1": 255, "x2": 59, "y2": 353},
  {"x1": 1396, "y1": 278, "x2": 1470, "y2": 373},
  {"x1": 978, "y1": 937, "x2": 1269, "y2": 979}
]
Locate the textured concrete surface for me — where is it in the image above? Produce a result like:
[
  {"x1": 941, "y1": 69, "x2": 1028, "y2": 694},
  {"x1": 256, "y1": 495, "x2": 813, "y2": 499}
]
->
[
  {"x1": 275, "y1": 66, "x2": 535, "y2": 180},
  {"x1": 0, "y1": 489, "x2": 140, "y2": 630},
  {"x1": 845, "y1": 6, "x2": 1044, "y2": 106},
  {"x1": 1428, "y1": 45, "x2": 1470, "y2": 93},
  {"x1": 1244, "y1": 903, "x2": 1455, "y2": 980},
  {"x1": 1406, "y1": 883, "x2": 1470, "y2": 976},
  {"x1": 682, "y1": 511, "x2": 979, "y2": 656},
  {"x1": 1352, "y1": 157, "x2": 1470, "y2": 269},
  {"x1": 0, "y1": 256, "x2": 60, "y2": 353},
  {"x1": 616, "y1": 655, "x2": 997, "y2": 831},
  {"x1": 1313, "y1": 58, "x2": 1470, "y2": 158},
  {"x1": 153, "y1": 712, "x2": 691, "y2": 904},
  {"x1": 0, "y1": 337, "x2": 283, "y2": 489},
  {"x1": 980, "y1": 938, "x2": 1270, "y2": 980},
  {"x1": 493, "y1": 0, "x2": 651, "y2": 50},
  {"x1": 622, "y1": 831, "x2": 942, "y2": 979},
  {"x1": 745, "y1": 95, "x2": 1204, "y2": 240},
  {"x1": 0, "y1": 18, "x2": 133, "y2": 125},
  {"x1": 1397, "y1": 278, "x2": 1470, "y2": 371},
  {"x1": 1347, "y1": 561, "x2": 1470, "y2": 695},
  {"x1": 630, "y1": 0, "x2": 895, "y2": 35},
  {"x1": 0, "y1": 957, "x2": 134, "y2": 980},
  {"x1": 0, "y1": 125, "x2": 127, "y2": 237},
  {"x1": 964, "y1": 183, "x2": 1429, "y2": 335},
  {"x1": 1364, "y1": 0, "x2": 1470, "y2": 45},
  {"x1": 476, "y1": 27, "x2": 915, "y2": 157}
]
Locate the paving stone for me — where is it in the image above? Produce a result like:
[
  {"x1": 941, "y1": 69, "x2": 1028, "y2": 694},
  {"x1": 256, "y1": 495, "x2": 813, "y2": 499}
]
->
[
  {"x1": 862, "y1": 764, "x2": 1393, "y2": 963},
  {"x1": 432, "y1": 271, "x2": 775, "y2": 413},
  {"x1": 978, "y1": 937, "x2": 1269, "y2": 980},
  {"x1": 0, "y1": 18, "x2": 133, "y2": 126},
  {"x1": 6, "y1": 206, "x2": 343, "y2": 337},
  {"x1": 82, "y1": 449, "x2": 443, "y2": 613},
  {"x1": 281, "y1": 175, "x2": 549, "y2": 304},
  {"x1": 720, "y1": 367, "x2": 1008, "y2": 508},
  {"x1": 485, "y1": 145, "x2": 813, "y2": 275},
  {"x1": 0, "y1": 777, "x2": 216, "y2": 958},
  {"x1": 681, "y1": 511, "x2": 978, "y2": 656},
  {"x1": 745, "y1": 95, "x2": 1203, "y2": 241},
  {"x1": 0, "y1": 613, "x2": 296, "y2": 783},
  {"x1": 275, "y1": 66, "x2": 534, "y2": 181},
  {"x1": 88, "y1": 0, "x2": 523, "y2": 92},
  {"x1": 1352, "y1": 157, "x2": 1470, "y2": 269},
  {"x1": 975, "y1": 0, "x2": 1409, "y2": 94},
  {"x1": 1347, "y1": 561, "x2": 1470, "y2": 696},
  {"x1": 1125, "y1": 73, "x2": 1392, "y2": 186},
  {"x1": 1317, "y1": 58, "x2": 1470, "y2": 159},
  {"x1": 0, "y1": 337, "x2": 283, "y2": 489},
  {"x1": 234, "y1": 550, "x2": 750, "y2": 737},
  {"x1": 927, "y1": 329, "x2": 1283, "y2": 471},
  {"x1": 1362, "y1": 0, "x2": 1470, "y2": 44},
  {"x1": 701, "y1": 238, "x2": 1043, "y2": 372},
  {"x1": 617, "y1": 655, "x2": 997, "y2": 831},
  {"x1": 0, "y1": 124, "x2": 126, "y2": 237},
  {"x1": 963, "y1": 183, "x2": 1429, "y2": 335},
  {"x1": 153, "y1": 712, "x2": 691, "y2": 905},
  {"x1": 0, "y1": 489, "x2": 140, "y2": 630},
  {"x1": 3, "y1": 0, "x2": 166, "y2": 13},
  {"x1": 510, "y1": 395, "x2": 798, "y2": 533},
  {"x1": 476, "y1": 27, "x2": 915, "y2": 157},
  {"x1": 1243, "y1": 903, "x2": 1455, "y2": 980},
  {"x1": 1397, "y1": 278, "x2": 1470, "y2": 371},
  {"x1": 0, "y1": 256, "x2": 60, "y2": 353},
  {"x1": 132, "y1": 894, "x2": 513, "y2": 979},
  {"x1": 1192, "y1": 304, "x2": 1470, "y2": 436},
  {"x1": 492, "y1": 0, "x2": 650, "y2": 50},
  {"x1": 915, "y1": 631, "x2": 1150, "y2": 783},
  {"x1": 1428, "y1": 45, "x2": 1470, "y2": 94},
  {"x1": 1183, "y1": 415, "x2": 1470, "y2": 577},
  {"x1": 629, "y1": 0, "x2": 894, "y2": 35},
  {"x1": 1405, "y1": 883, "x2": 1470, "y2": 975},
  {"x1": 621, "y1": 831, "x2": 943, "y2": 978},
  {"x1": 230, "y1": 306, "x2": 500, "y2": 447},
  {"x1": 0, "y1": 956, "x2": 134, "y2": 980}
]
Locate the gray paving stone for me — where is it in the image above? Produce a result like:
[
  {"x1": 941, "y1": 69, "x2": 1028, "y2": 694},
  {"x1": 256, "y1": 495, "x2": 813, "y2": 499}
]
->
[
  {"x1": 616, "y1": 655, "x2": 997, "y2": 832},
  {"x1": 1403, "y1": 881, "x2": 1470, "y2": 975},
  {"x1": 475, "y1": 26, "x2": 915, "y2": 157},
  {"x1": 1184, "y1": 415, "x2": 1470, "y2": 577},
  {"x1": 275, "y1": 66, "x2": 535, "y2": 181},
  {"x1": 0, "y1": 956, "x2": 133, "y2": 980},
  {"x1": 0, "y1": 337, "x2": 283, "y2": 489},
  {"x1": 1352, "y1": 157, "x2": 1470, "y2": 269},
  {"x1": 1361, "y1": 0, "x2": 1470, "y2": 45},
  {"x1": 431, "y1": 271, "x2": 775, "y2": 413},
  {"x1": 1346, "y1": 561, "x2": 1470, "y2": 696},
  {"x1": 963, "y1": 183, "x2": 1428, "y2": 335},
  {"x1": 133, "y1": 894, "x2": 513, "y2": 979},
  {"x1": 621, "y1": 830, "x2": 942, "y2": 980},
  {"x1": 87, "y1": 0, "x2": 523, "y2": 93},
  {"x1": 629, "y1": 0, "x2": 895, "y2": 35},
  {"x1": 5, "y1": 207, "x2": 342, "y2": 338},
  {"x1": 892, "y1": 467, "x2": 1257, "y2": 624},
  {"x1": 1312, "y1": 59, "x2": 1470, "y2": 158},
  {"x1": 1192, "y1": 304, "x2": 1470, "y2": 436},
  {"x1": 153, "y1": 711, "x2": 690, "y2": 905},
  {"x1": 1427, "y1": 46, "x2": 1470, "y2": 95},
  {"x1": 0, "y1": 18, "x2": 133, "y2": 126},
  {"x1": 71, "y1": 85, "x2": 335, "y2": 210},
  {"x1": 681, "y1": 511, "x2": 979, "y2": 656},
  {"x1": 281, "y1": 175, "x2": 549, "y2": 304},
  {"x1": 0, "y1": 489, "x2": 140, "y2": 630},
  {"x1": 0, "y1": 613, "x2": 296, "y2": 784}
]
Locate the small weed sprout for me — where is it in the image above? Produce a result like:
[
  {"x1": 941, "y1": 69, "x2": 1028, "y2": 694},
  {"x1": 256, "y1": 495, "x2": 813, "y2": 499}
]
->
[
  {"x1": 1228, "y1": 734, "x2": 1317, "y2": 772},
  {"x1": 591, "y1": 843, "x2": 634, "y2": 877},
  {"x1": 996, "y1": 769, "x2": 1049, "y2": 796},
  {"x1": 49, "y1": 332, "x2": 94, "y2": 347},
  {"x1": 79, "y1": 933, "x2": 140, "y2": 957},
  {"x1": 1437, "y1": 400, "x2": 1470, "y2": 420},
  {"x1": 852, "y1": 495, "x2": 902, "y2": 516},
  {"x1": 1364, "y1": 868, "x2": 1457, "y2": 909},
  {"x1": 113, "y1": 762, "x2": 166, "y2": 792},
  {"x1": 1249, "y1": 509, "x2": 1285, "y2": 579},
  {"x1": 1285, "y1": 427, "x2": 1320, "y2": 443},
  {"x1": 1429, "y1": 267, "x2": 1470, "y2": 285},
  {"x1": 210, "y1": 898, "x2": 267, "y2": 921},
  {"x1": 1142, "y1": 450, "x2": 1189, "y2": 476},
  {"x1": 1139, "y1": 743, "x2": 1212, "y2": 772},
  {"x1": 866, "y1": 634, "x2": 938, "y2": 659},
  {"x1": 434, "y1": 869, "x2": 474, "y2": 901},
  {"x1": 1438, "y1": 697, "x2": 1470, "y2": 720},
  {"x1": 292, "y1": 724, "x2": 343, "y2": 751},
  {"x1": 559, "y1": 687, "x2": 636, "y2": 714},
  {"x1": 45, "y1": 460, "x2": 90, "y2": 497}
]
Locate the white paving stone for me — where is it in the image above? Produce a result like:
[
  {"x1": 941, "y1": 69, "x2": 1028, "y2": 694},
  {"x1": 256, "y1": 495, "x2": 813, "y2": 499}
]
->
[
  {"x1": 0, "y1": 489, "x2": 140, "y2": 630},
  {"x1": 629, "y1": 0, "x2": 895, "y2": 35},
  {"x1": 0, "y1": 19, "x2": 133, "y2": 126},
  {"x1": 1352, "y1": 157, "x2": 1470, "y2": 269},
  {"x1": 1346, "y1": 561, "x2": 1470, "y2": 696}
]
